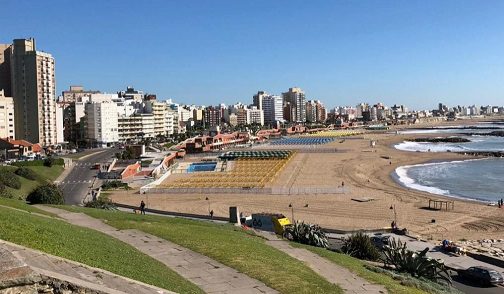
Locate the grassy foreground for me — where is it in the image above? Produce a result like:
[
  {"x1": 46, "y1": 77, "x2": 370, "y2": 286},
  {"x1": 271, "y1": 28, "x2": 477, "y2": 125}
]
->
[
  {"x1": 291, "y1": 243, "x2": 427, "y2": 294},
  {"x1": 0, "y1": 197, "x2": 57, "y2": 217},
  {"x1": 60, "y1": 206, "x2": 343, "y2": 294},
  {"x1": 0, "y1": 203, "x2": 202, "y2": 294},
  {"x1": 0, "y1": 165, "x2": 64, "y2": 199}
]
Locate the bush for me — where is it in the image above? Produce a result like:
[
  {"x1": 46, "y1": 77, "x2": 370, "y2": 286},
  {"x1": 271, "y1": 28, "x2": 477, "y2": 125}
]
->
[
  {"x1": 14, "y1": 167, "x2": 37, "y2": 180},
  {"x1": 0, "y1": 183, "x2": 14, "y2": 199},
  {"x1": 12, "y1": 158, "x2": 64, "y2": 167},
  {"x1": 0, "y1": 171, "x2": 21, "y2": 189},
  {"x1": 101, "y1": 180, "x2": 129, "y2": 190},
  {"x1": 382, "y1": 238, "x2": 452, "y2": 284},
  {"x1": 43, "y1": 157, "x2": 55, "y2": 167},
  {"x1": 283, "y1": 221, "x2": 329, "y2": 248},
  {"x1": 26, "y1": 184, "x2": 64, "y2": 204},
  {"x1": 365, "y1": 265, "x2": 460, "y2": 293},
  {"x1": 85, "y1": 197, "x2": 117, "y2": 210},
  {"x1": 342, "y1": 232, "x2": 380, "y2": 261}
]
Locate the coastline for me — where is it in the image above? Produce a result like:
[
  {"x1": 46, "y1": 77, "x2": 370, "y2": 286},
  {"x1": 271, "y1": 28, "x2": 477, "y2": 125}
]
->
[{"x1": 109, "y1": 120, "x2": 504, "y2": 241}]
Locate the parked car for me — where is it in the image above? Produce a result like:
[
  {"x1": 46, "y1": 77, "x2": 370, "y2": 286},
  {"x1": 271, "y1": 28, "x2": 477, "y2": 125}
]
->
[{"x1": 458, "y1": 266, "x2": 504, "y2": 286}]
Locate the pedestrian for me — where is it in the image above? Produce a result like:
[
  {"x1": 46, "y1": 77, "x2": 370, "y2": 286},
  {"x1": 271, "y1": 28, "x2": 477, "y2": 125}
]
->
[
  {"x1": 140, "y1": 200, "x2": 146, "y2": 215},
  {"x1": 209, "y1": 209, "x2": 214, "y2": 219},
  {"x1": 341, "y1": 181, "x2": 345, "y2": 187}
]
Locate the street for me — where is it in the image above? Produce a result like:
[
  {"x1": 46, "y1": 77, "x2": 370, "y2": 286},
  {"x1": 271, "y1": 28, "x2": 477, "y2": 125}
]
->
[
  {"x1": 452, "y1": 273, "x2": 504, "y2": 294},
  {"x1": 57, "y1": 148, "x2": 118, "y2": 205}
]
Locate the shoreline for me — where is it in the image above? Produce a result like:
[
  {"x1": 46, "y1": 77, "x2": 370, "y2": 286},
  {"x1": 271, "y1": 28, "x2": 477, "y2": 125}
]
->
[
  {"x1": 391, "y1": 157, "x2": 497, "y2": 205},
  {"x1": 110, "y1": 120, "x2": 504, "y2": 241}
]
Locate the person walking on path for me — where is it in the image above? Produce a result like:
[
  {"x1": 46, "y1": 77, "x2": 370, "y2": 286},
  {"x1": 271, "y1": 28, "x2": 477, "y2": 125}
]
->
[{"x1": 140, "y1": 200, "x2": 146, "y2": 215}]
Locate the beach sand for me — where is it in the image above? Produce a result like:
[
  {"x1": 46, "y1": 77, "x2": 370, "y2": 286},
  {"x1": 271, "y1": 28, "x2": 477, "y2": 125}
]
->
[{"x1": 110, "y1": 121, "x2": 504, "y2": 242}]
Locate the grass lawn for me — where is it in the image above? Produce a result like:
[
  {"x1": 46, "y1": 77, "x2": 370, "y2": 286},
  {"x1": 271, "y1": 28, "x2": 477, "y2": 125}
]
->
[
  {"x1": 0, "y1": 165, "x2": 64, "y2": 200},
  {"x1": 0, "y1": 197, "x2": 57, "y2": 217},
  {"x1": 59, "y1": 206, "x2": 343, "y2": 294},
  {"x1": 290, "y1": 243, "x2": 427, "y2": 294},
  {"x1": 0, "y1": 206, "x2": 202, "y2": 294}
]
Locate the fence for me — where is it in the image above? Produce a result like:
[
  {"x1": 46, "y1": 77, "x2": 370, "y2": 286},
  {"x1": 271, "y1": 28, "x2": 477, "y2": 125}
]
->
[{"x1": 140, "y1": 186, "x2": 347, "y2": 195}]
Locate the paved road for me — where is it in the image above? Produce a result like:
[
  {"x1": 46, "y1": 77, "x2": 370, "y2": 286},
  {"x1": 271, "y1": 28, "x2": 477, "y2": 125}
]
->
[
  {"x1": 58, "y1": 148, "x2": 118, "y2": 205},
  {"x1": 452, "y1": 273, "x2": 504, "y2": 294}
]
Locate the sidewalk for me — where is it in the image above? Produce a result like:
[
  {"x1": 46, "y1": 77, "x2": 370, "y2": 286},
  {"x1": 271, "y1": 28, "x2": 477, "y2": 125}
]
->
[
  {"x1": 0, "y1": 240, "x2": 174, "y2": 294},
  {"x1": 254, "y1": 230, "x2": 386, "y2": 294},
  {"x1": 35, "y1": 206, "x2": 277, "y2": 294}
]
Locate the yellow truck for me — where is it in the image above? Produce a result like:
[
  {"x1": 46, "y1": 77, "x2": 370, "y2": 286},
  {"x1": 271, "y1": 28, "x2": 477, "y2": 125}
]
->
[{"x1": 250, "y1": 213, "x2": 292, "y2": 235}]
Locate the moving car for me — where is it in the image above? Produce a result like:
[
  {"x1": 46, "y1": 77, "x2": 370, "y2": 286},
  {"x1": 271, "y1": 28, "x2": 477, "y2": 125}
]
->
[{"x1": 458, "y1": 266, "x2": 504, "y2": 286}]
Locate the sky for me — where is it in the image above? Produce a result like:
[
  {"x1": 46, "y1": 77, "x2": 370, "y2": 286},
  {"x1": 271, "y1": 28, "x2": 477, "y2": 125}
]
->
[{"x1": 1, "y1": 0, "x2": 504, "y2": 110}]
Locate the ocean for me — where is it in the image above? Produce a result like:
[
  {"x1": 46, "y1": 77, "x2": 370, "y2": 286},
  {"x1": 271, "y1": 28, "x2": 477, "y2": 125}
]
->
[{"x1": 394, "y1": 124, "x2": 504, "y2": 203}]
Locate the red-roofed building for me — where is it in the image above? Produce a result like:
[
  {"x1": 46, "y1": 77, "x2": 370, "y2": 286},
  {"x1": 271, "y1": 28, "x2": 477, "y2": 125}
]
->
[{"x1": 0, "y1": 138, "x2": 43, "y2": 159}]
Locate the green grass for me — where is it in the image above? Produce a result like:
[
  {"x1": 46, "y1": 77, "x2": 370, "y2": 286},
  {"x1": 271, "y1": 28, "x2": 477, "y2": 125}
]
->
[
  {"x1": 0, "y1": 165, "x2": 64, "y2": 200},
  {"x1": 58, "y1": 206, "x2": 343, "y2": 294},
  {"x1": 0, "y1": 197, "x2": 57, "y2": 217},
  {"x1": 290, "y1": 243, "x2": 427, "y2": 294},
  {"x1": 0, "y1": 206, "x2": 202, "y2": 294}
]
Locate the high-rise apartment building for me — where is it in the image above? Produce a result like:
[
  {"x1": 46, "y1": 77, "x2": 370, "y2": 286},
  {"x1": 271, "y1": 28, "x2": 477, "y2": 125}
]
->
[
  {"x1": 306, "y1": 100, "x2": 327, "y2": 123},
  {"x1": 61, "y1": 86, "x2": 100, "y2": 143},
  {"x1": 0, "y1": 45, "x2": 12, "y2": 96},
  {"x1": 85, "y1": 99, "x2": 119, "y2": 147},
  {"x1": 262, "y1": 95, "x2": 283, "y2": 125},
  {"x1": 282, "y1": 87, "x2": 306, "y2": 123},
  {"x1": 253, "y1": 91, "x2": 267, "y2": 110},
  {"x1": 8, "y1": 38, "x2": 57, "y2": 146},
  {"x1": 0, "y1": 90, "x2": 15, "y2": 139},
  {"x1": 204, "y1": 106, "x2": 221, "y2": 127}
]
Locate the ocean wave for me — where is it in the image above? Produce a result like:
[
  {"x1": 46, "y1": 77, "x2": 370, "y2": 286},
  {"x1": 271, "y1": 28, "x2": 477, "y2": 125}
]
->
[
  {"x1": 394, "y1": 141, "x2": 467, "y2": 152},
  {"x1": 395, "y1": 165, "x2": 450, "y2": 195},
  {"x1": 394, "y1": 158, "x2": 493, "y2": 203}
]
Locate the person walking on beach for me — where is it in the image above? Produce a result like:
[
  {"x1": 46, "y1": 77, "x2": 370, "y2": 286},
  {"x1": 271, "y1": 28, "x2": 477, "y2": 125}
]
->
[{"x1": 140, "y1": 200, "x2": 146, "y2": 215}]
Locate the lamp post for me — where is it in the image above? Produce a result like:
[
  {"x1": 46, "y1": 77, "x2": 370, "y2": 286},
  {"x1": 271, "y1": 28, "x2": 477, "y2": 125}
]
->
[
  {"x1": 206, "y1": 197, "x2": 210, "y2": 214},
  {"x1": 289, "y1": 203, "x2": 294, "y2": 222}
]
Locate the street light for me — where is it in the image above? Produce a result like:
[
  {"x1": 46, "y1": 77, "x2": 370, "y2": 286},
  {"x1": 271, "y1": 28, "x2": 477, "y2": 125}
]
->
[
  {"x1": 205, "y1": 197, "x2": 210, "y2": 214},
  {"x1": 289, "y1": 203, "x2": 294, "y2": 222}
]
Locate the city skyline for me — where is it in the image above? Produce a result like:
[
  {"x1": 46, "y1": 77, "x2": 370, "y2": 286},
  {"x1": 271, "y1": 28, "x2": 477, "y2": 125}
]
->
[{"x1": 2, "y1": 1, "x2": 504, "y2": 109}]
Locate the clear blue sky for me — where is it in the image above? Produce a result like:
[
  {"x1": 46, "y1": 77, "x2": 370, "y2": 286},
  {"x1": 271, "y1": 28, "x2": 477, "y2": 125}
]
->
[{"x1": 2, "y1": 0, "x2": 504, "y2": 110}]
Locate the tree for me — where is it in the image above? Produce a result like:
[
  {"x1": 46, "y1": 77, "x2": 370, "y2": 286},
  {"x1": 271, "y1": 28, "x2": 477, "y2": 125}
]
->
[{"x1": 27, "y1": 184, "x2": 64, "y2": 204}]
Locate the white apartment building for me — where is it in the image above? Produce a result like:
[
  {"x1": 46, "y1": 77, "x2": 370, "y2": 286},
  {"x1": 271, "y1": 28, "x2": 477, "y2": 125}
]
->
[
  {"x1": 55, "y1": 102, "x2": 64, "y2": 143},
  {"x1": 248, "y1": 107, "x2": 264, "y2": 126},
  {"x1": 0, "y1": 90, "x2": 15, "y2": 139},
  {"x1": 262, "y1": 95, "x2": 283, "y2": 125},
  {"x1": 85, "y1": 100, "x2": 119, "y2": 147}
]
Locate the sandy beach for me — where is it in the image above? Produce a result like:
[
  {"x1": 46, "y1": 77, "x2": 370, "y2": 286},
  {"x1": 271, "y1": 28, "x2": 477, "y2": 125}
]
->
[{"x1": 109, "y1": 120, "x2": 504, "y2": 242}]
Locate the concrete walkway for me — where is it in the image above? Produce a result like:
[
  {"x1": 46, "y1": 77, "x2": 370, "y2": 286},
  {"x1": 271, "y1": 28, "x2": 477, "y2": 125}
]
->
[
  {"x1": 254, "y1": 230, "x2": 386, "y2": 294},
  {"x1": 35, "y1": 206, "x2": 277, "y2": 294},
  {"x1": 1, "y1": 240, "x2": 174, "y2": 294}
]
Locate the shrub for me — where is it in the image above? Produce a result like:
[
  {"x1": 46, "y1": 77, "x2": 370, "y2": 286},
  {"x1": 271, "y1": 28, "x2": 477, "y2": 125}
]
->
[
  {"x1": 365, "y1": 265, "x2": 461, "y2": 294},
  {"x1": 85, "y1": 197, "x2": 117, "y2": 210},
  {"x1": 12, "y1": 158, "x2": 64, "y2": 167},
  {"x1": 0, "y1": 183, "x2": 14, "y2": 199},
  {"x1": 382, "y1": 238, "x2": 451, "y2": 284},
  {"x1": 101, "y1": 180, "x2": 129, "y2": 190},
  {"x1": 0, "y1": 171, "x2": 21, "y2": 189},
  {"x1": 26, "y1": 184, "x2": 64, "y2": 204},
  {"x1": 14, "y1": 167, "x2": 37, "y2": 180},
  {"x1": 43, "y1": 157, "x2": 55, "y2": 167},
  {"x1": 342, "y1": 231, "x2": 380, "y2": 261},
  {"x1": 283, "y1": 221, "x2": 329, "y2": 248}
]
